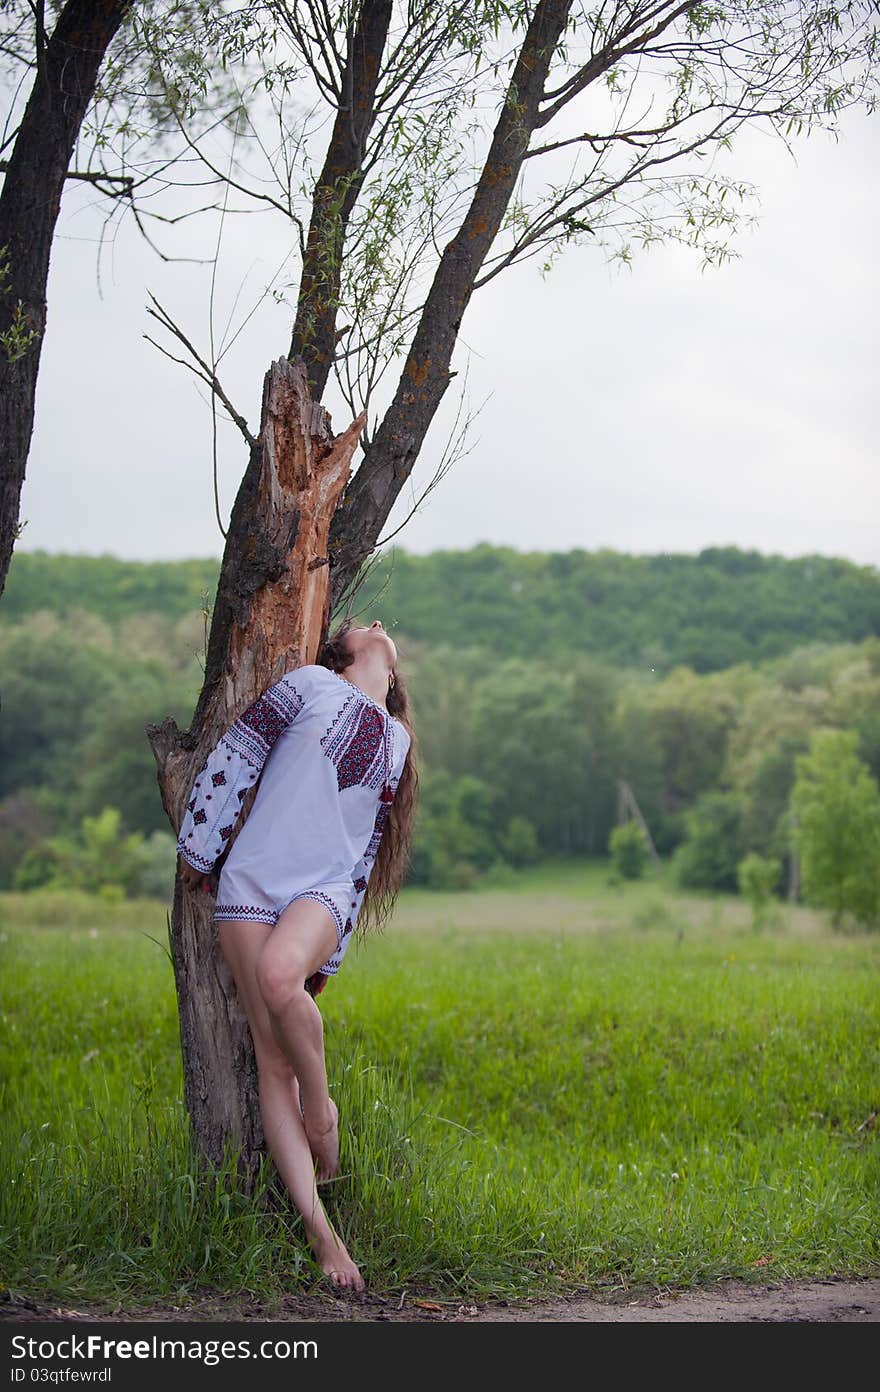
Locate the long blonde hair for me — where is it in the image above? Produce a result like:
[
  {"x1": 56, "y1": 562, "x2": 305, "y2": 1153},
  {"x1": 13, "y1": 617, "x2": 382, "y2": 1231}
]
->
[{"x1": 318, "y1": 620, "x2": 419, "y2": 936}]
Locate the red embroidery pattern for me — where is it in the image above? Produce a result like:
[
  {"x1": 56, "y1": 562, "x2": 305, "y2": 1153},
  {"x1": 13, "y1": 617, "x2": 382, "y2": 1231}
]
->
[
  {"x1": 223, "y1": 681, "x2": 304, "y2": 769},
  {"x1": 321, "y1": 696, "x2": 389, "y2": 791},
  {"x1": 286, "y1": 890, "x2": 344, "y2": 947},
  {"x1": 366, "y1": 783, "x2": 396, "y2": 860},
  {"x1": 214, "y1": 902, "x2": 277, "y2": 923},
  {"x1": 180, "y1": 846, "x2": 216, "y2": 873}
]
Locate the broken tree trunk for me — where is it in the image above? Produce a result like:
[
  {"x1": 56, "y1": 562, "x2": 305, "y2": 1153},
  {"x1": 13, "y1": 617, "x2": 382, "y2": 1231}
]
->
[{"x1": 146, "y1": 357, "x2": 364, "y2": 1182}]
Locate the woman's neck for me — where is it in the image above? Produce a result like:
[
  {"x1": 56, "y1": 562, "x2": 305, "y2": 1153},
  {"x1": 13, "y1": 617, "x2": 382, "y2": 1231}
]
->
[{"x1": 341, "y1": 655, "x2": 390, "y2": 711}]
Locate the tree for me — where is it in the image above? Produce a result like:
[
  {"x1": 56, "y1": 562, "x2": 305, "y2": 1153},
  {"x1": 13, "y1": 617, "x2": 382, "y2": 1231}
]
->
[
  {"x1": 407, "y1": 769, "x2": 500, "y2": 887},
  {"x1": 75, "y1": 670, "x2": 196, "y2": 834},
  {"x1": 620, "y1": 667, "x2": 738, "y2": 822},
  {"x1": 672, "y1": 788, "x2": 748, "y2": 892},
  {"x1": 469, "y1": 660, "x2": 598, "y2": 855},
  {"x1": 147, "y1": 356, "x2": 364, "y2": 1177},
  {"x1": 0, "y1": 1, "x2": 133, "y2": 596},
  {"x1": 310, "y1": 0, "x2": 879, "y2": 607},
  {"x1": 0, "y1": 623, "x2": 114, "y2": 800},
  {"x1": 14, "y1": 0, "x2": 875, "y2": 1180},
  {"x1": 790, "y1": 728, "x2": 880, "y2": 930},
  {"x1": 737, "y1": 851, "x2": 782, "y2": 932},
  {"x1": 123, "y1": 2, "x2": 879, "y2": 609},
  {"x1": 0, "y1": 0, "x2": 246, "y2": 600},
  {"x1": 0, "y1": 789, "x2": 52, "y2": 890}
]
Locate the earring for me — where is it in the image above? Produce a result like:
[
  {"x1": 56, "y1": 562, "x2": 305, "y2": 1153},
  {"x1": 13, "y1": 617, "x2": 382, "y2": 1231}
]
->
[{"x1": 389, "y1": 673, "x2": 396, "y2": 689}]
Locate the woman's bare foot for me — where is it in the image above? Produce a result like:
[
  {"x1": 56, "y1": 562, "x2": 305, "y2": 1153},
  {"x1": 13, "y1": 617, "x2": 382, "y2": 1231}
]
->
[
  {"x1": 311, "y1": 1229, "x2": 365, "y2": 1291},
  {"x1": 304, "y1": 1096, "x2": 339, "y2": 1182}
]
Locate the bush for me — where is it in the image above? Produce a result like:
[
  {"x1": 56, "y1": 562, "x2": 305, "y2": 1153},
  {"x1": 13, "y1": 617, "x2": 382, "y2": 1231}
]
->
[
  {"x1": 737, "y1": 852, "x2": 782, "y2": 932},
  {"x1": 11, "y1": 806, "x2": 146, "y2": 897},
  {"x1": 500, "y1": 815, "x2": 539, "y2": 868},
  {"x1": 672, "y1": 790, "x2": 748, "y2": 893},
  {"x1": 132, "y1": 830, "x2": 178, "y2": 901},
  {"x1": 790, "y1": 728, "x2": 880, "y2": 930},
  {"x1": 609, "y1": 821, "x2": 649, "y2": 880},
  {"x1": 482, "y1": 858, "x2": 518, "y2": 887},
  {"x1": 404, "y1": 834, "x2": 432, "y2": 886},
  {"x1": 423, "y1": 844, "x2": 479, "y2": 890},
  {"x1": 13, "y1": 837, "x2": 79, "y2": 892}
]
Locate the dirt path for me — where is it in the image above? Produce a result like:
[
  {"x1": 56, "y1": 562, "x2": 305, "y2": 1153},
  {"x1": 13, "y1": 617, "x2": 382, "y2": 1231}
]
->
[{"x1": 3, "y1": 1276, "x2": 879, "y2": 1323}]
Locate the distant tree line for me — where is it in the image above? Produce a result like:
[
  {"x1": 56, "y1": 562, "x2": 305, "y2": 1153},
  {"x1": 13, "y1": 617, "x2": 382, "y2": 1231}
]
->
[
  {"x1": 4, "y1": 544, "x2": 879, "y2": 673},
  {"x1": 1, "y1": 548, "x2": 879, "y2": 927}
]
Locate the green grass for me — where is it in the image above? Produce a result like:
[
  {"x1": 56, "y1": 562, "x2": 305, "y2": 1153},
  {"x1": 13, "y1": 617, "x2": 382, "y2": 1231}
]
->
[{"x1": 1, "y1": 862, "x2": 878, "y2": 1310}]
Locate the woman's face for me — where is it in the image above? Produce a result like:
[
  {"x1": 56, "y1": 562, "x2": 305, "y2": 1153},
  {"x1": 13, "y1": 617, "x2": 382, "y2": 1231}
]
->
[{"x1": 345, "y1": 619, "x2": 397, "y2": 668}]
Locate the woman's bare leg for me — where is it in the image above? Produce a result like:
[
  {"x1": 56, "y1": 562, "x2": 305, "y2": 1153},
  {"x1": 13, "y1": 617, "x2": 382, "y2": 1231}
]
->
[
  {"x1": 218, "y1": 916, "x2": 364, "y2": 1291},
  {"x1": 253, "y1": 898, "x2": 343, "y2": 1180}
]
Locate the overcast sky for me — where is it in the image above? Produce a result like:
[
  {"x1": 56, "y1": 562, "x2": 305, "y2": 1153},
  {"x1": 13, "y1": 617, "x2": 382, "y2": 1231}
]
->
[{"x1": 14, "y1": 102, "x2": 879, "y2": 572}]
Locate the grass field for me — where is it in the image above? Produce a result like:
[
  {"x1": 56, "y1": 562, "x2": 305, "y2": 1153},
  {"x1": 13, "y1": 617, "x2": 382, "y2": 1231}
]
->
[{"x1": 1, "y1": 860, "x2": 878, "y2": 1309}]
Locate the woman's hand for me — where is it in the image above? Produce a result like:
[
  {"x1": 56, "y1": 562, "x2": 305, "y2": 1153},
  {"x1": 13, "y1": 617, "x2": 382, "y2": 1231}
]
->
[{"x1": 178, "y1": 855, "x2": 217, "y2": 896}]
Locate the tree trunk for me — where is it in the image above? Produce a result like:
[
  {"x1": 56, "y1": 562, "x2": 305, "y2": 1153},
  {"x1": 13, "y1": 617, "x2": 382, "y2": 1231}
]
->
[
  {"x1": 147, "y1": 357, "x2": 364, "y2": 1180},
  {"x1": 788, "y1": 812, "x2": 799, "y2": 903},
  {"x1": 288, "y1": 0, "x2": 392, "y2": 399},
  {"x1": 327, "y1": 0, "x2": 573, "y2": 607},
  {"x1": 0, "y1": 0, "x2": 132, "y2": 602}
]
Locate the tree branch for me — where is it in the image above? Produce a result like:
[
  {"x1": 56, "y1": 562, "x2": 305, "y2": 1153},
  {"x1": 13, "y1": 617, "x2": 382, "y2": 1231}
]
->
[
  {"x1": 0, "y1": 157, "x2": 134, "y2": 195},
  {"x1": 327, "y1": 0, "x2": 575, "y2": 608},
  {"x1": 537, "y1": 0, "x2": 699, "y2": 127},
  {"x1": 287, "y1": 0, "x2": 393, "y2": 397},
  {"x1": 144, "y1": 293, "x2": 258, "y2": 450}
]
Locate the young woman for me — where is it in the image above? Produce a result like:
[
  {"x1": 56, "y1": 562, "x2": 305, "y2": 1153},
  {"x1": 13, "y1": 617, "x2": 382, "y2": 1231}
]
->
[{"x1": 176, "y1": 618, "x2": 418, "y2": 1291}]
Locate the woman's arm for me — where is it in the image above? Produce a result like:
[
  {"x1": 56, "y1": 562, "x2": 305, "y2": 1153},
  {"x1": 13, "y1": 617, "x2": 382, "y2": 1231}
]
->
[{"x1": 177, "y1": 669, "x2": 311, "y2": 883}]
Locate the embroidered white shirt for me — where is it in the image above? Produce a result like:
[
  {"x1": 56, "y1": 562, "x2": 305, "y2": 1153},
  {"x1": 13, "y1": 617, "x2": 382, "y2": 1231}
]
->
[{"x1": 177, "y1": 664, "x2": 410, "y2": 972}]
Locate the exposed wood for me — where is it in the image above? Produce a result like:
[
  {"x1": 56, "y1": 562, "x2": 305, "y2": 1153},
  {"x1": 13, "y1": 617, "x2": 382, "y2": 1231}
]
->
[{"x1": 147, "y1": 357, "x2": 364, "y2": 1179}]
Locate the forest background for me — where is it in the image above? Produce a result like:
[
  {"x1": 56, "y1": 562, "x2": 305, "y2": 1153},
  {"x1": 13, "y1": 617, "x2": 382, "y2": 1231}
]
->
[{"x1": 3, "y1": 542, "x2": 879, "y2": 926}]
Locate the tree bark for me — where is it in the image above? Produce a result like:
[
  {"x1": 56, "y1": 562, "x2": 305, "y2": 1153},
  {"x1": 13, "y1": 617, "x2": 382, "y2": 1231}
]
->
[
  {"x1": 0, "y1": 0, "x2": 133, "y2": 602},
  {"x1": 147, "y1": 357, "x2": 364, "y2": 1180},
  {"x1": 327, "y1": 0, "x2": 573, "y2": 608},
  {"x1": 288, "y1": 0, "x2": 392, "y2": 400}
]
